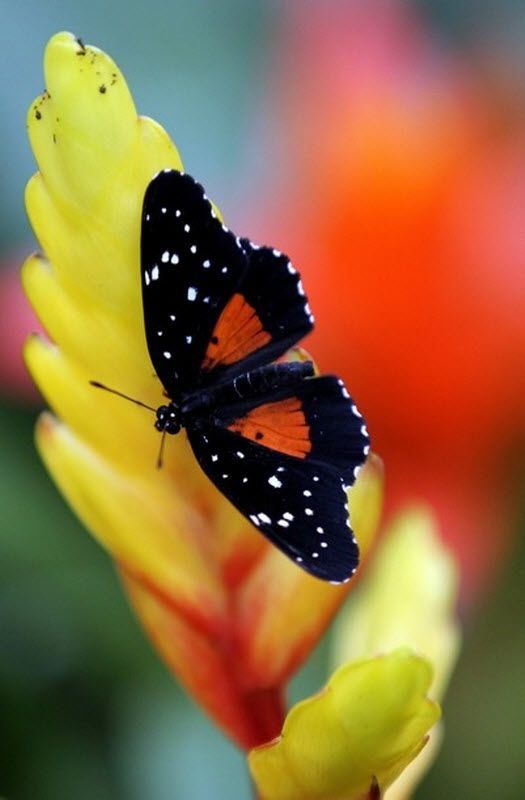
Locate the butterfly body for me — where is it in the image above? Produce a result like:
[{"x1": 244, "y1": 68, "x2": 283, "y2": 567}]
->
[
  {"x1": 155, "y1": 361, "x2": 314, "y2": 434},
  {"x1": 140, "y1": 169, "x2": 370, "y2": 583}
]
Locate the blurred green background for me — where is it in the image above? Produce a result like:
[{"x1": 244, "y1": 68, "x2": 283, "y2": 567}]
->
[{"x1": 1, "y1": 2, "x2": 524, "y2": 798}]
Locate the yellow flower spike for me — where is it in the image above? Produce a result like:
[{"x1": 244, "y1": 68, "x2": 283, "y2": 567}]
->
[
  {"x1": 249, "y1": 649, "x2": 440, "y2": 800},
  {"x1": 26, "y1": 32, "x2": 182, "y2": 384},
  {"x1": 36, "y1": 413, "x2": 226, "y2": 631},
  {"x1": 25, "y1": 33, "x2": 382, "y2": 749},
  {"x1": 332, "y1": 508, "x2": 460, "y2": 799},
  {"x1": 333, "y1": 507, "x2": 460, "y2": 700}
]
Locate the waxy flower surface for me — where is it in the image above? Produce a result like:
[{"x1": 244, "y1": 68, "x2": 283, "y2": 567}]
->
[{"x1": 24, "y1": 32, "x2": 383, "y2": 750}]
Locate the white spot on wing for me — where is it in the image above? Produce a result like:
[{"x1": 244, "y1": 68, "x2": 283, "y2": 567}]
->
[
  {"x1": 268, "y1": 475, "x2": 282, "y2": 489},
  {"x1": 305, "y1": 508, "x2": 314, "y2": 516},
  {"x1": 161, "y1": 251, "x2": 169, "y2": 263},
  {"x1": 171, "y1": 254, "x2": 179, "y2": 265},
  {"x1": 151, "y1": 265, "x2": 159, "y2": 280},
  {"x1": 258, "y1": 512, "x2": 272, "y2": 525},
  {"x1": 187, "y1": 287, "x2": 197, "y2": 301},
  {"x1": 163, "y1": 351, "x2": 171, "y2": 359}
]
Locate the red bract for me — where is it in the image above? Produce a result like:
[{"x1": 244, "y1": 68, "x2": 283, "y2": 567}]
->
[
  {"x1": 245, "y1": 1, "x2": 525, "y2": 596},
  {"x1": 0, "y1": 258, "x2": 42, "y2": 402}
]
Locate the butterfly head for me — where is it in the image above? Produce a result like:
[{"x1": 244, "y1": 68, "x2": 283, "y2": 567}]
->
[{"x1": 155, "y1": 402, "x2": 182, "y2": 435}]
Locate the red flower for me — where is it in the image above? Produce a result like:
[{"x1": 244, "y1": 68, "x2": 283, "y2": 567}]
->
[{"x1": 246, "y1": 1, "x2": 525, "y2": 597}]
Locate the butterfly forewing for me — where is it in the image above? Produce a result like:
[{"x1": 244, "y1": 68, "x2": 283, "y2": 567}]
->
[
  {"x1": 141, "y1": 170, "x2": 248, "y2": 399},
  {"x1": 141, "y1": 171, "x2": 314, "y2": 399}
]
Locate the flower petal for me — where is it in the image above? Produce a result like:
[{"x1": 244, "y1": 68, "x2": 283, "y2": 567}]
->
[
  {"x1": 333, "y1": 507, "x2": 460, "y2": 700},
  {"x1": 35, "y1": 410, "x2": 226, "y2": 628},
  {"x1": 249, "y1": 649, "x2": 439, "y2": 800}
]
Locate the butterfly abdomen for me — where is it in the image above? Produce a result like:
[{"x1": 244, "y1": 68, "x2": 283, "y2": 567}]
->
[{"x1": 189, "y1": 361, "x2": 314, "y2": 411}]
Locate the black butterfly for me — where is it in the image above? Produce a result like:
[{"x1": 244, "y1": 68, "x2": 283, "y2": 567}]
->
[{"x1": 95, "y1": 170, "x2": 370, "y2": 583}]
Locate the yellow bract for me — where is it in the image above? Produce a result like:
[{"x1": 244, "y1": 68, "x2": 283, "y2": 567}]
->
[
  {"x1": 24, "y1": 33, "x2": 384, "y2": 744},
  {"x1": 249, "y1": 649, "x2": 439, "y2": 800},
  {"x1": 333, "y1": 508, "x2": 460, "y2": 700},
  {"x1": 332, "y1": 508, "x2": 460, "y2": 799}
]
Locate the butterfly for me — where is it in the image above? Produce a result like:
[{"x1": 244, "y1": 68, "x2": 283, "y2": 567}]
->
[{"x1": 96, "y1": 169, "x2": 370, "y2": 583}]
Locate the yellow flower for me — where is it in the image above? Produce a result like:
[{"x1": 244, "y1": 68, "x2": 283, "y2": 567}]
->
[
  {"x1": 249, "y1": 649, "x2": 439, "y2": 800},
  {"x1": 24, "y1": 33, "x2": 383, "y2": 748},
  {"x1": 333, "y1": 508, "x2": 460, "y2": 799},
  {"x1": 249, "y1": 508, "x2": 458, "y2": 799},
  {"x1": 333, "y1": 507, "x2": 460, "y2": 700}
]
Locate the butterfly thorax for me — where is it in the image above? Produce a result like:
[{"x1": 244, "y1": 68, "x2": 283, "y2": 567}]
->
[{"x1": 154, "y1": 361, "x2": 315, "y2": 435}]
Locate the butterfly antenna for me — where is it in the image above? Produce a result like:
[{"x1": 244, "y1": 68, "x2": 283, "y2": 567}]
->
[
  {"x1": 156, "y1": 429, "x2": 167, "y2": 470},
  {"x1": 90, "y1": 381, "x2": 156, "y2": 412}
]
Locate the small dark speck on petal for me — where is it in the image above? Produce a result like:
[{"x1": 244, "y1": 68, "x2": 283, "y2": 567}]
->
[
  {"x1": 53, "y1": 133, "x2": 57, "y2": 144},
  {"x1": 35, "y1": 109, "x2": 41, "y2": 120},
  {"x1": 76, "y1": 37, "x2": 86, "y2": 55},
  {"x1": 99, "y1": 84, "x2": 107, "y2": 94}
]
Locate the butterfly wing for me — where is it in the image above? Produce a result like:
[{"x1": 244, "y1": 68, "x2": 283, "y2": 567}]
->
[
  {"x1": 141, "y1": 170, "x2": 313, "y2": 400},
  {"x1": 187, "y1": 375, "x2": 369, "y2": 582}
]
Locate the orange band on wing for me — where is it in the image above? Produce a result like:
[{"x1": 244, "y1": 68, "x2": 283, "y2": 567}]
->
[
  {"x1": 202, "y1": 293, "x2": 271, "y2": 371},
  {"x1": 228, "y1": 398, "x2": 311, "y2": 459}
]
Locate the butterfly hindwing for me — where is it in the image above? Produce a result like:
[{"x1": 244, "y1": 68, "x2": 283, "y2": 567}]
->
[
  {"x1": 141, "y1": 171, "x2": 314, "y2": 399},
  {"x1": 187, "y1": 374, "x2": 369, "y2": 582},
  {"x1": 213, "y1": 374, "x2": 370, "y2": 485}
]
